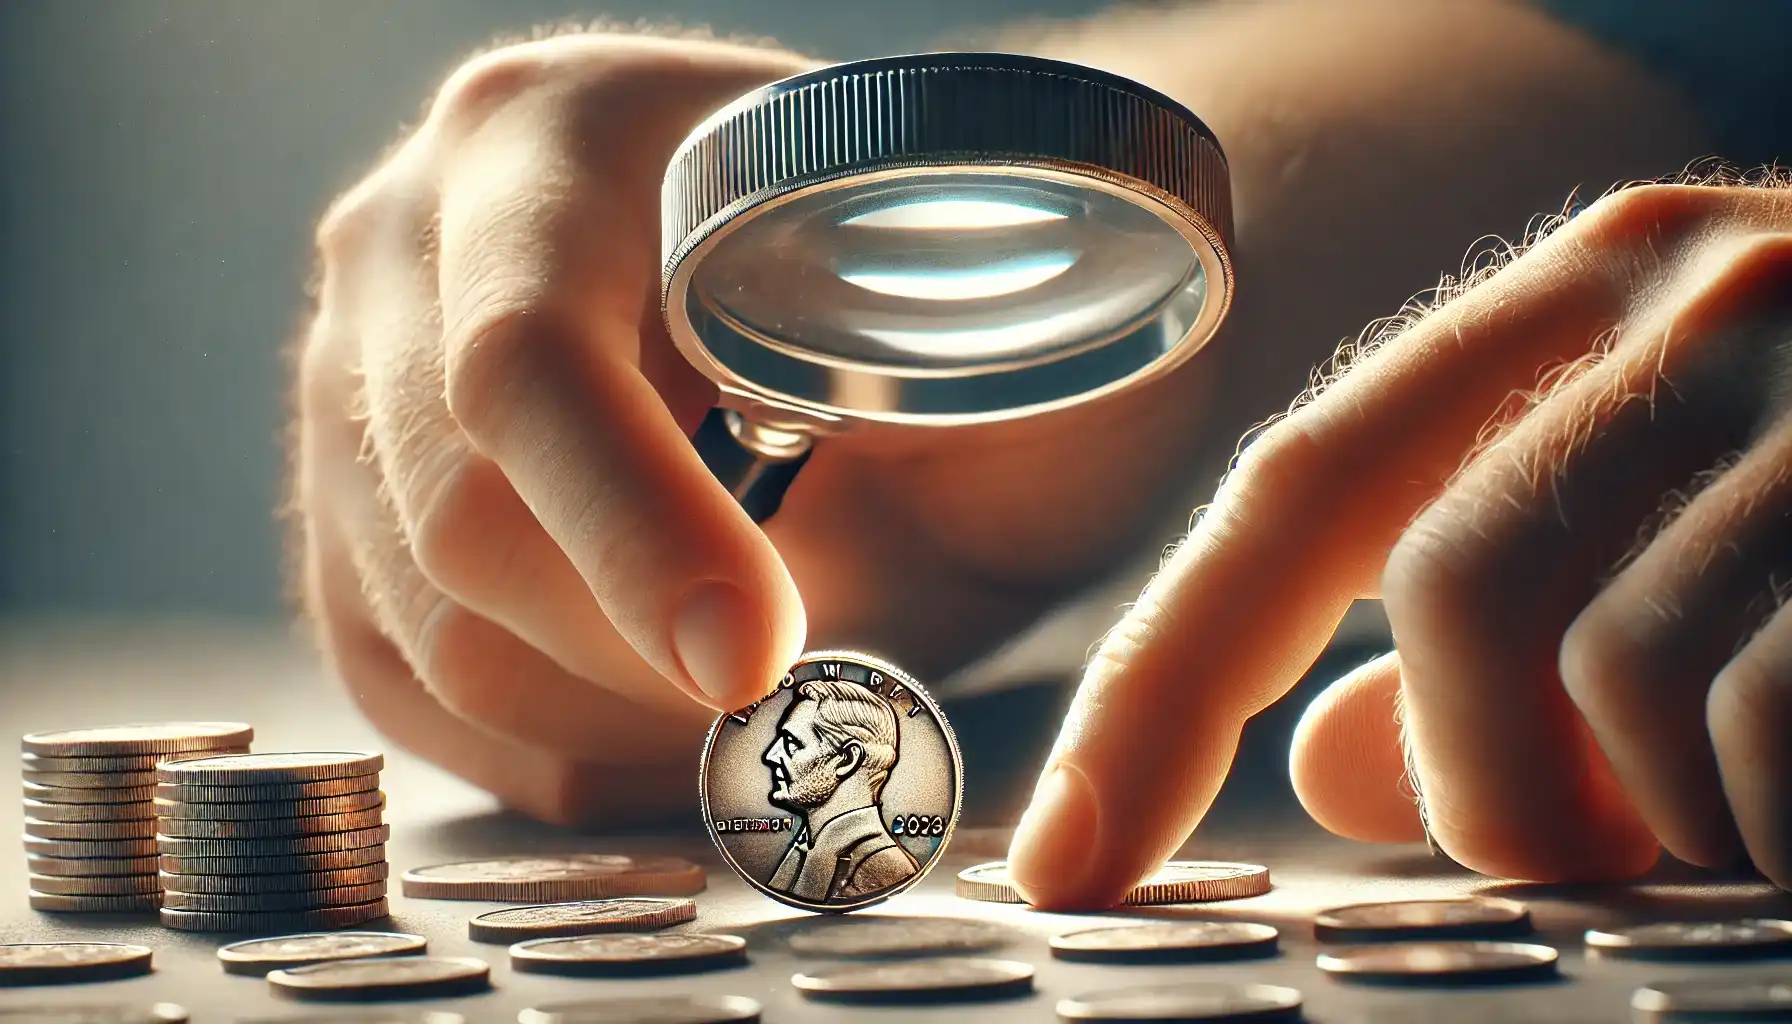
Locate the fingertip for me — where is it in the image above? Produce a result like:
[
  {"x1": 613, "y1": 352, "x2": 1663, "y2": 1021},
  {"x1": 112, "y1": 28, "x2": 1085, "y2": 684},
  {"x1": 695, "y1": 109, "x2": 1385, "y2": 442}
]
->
[
  {"x1": 671, "y1": 575, "x2": 805, "y2": 711},
  {"x1": 1007, "y1": 762, "x2": 1119, "y2": 910},
  {"x1": 1290, "y1": 652, "x2": 1427, "y2": 843}
]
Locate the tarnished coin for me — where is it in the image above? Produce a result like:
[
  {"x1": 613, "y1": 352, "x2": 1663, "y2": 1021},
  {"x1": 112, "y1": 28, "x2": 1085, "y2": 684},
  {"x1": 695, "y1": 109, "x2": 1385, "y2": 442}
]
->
[
  {"x1": 518, "y1": 995, "x2": 764, "y2": 1024},
  {"x1": 0, "y1": 1005, "x2": 188, "y2": 1023},
  {"x1": 155, "y1": 823, "x2": 389, "y2": 857},
  {"x1": 158, "y1": 898, "x2": 389, "y2": 933},
  {"x1": 1316, "y1": 940, "x2": 1559, "y2": 984},
  {"x1": 401, "y1": 853, "x2": 704, "y2": 901},
  {"x1": 791, "y1": 957, "x2": 1034, "y2": 1003},
  {"x1": 161, "y1": 881, "x2": 387, "y2": 912},
  {"x1": 153, "y1": 806, "x2": 385, "y2": 840},
  {"x1": 1587, "y1": 919, "x2": 1792, "y2": 961},
  {"x1": 468, "y1": 897, "x2": 697, "y2": 943},
  {"x1": 1631, "y1": 977, "x2": 1792, "y2": 1022},
  {"x1": 24, "y1": 835, "x2": 159, "y2": 859},
  {"x1": 700, "y1": 650, "x2": 962, "y2": 914},
  {"x1": 22, "y1": 798, "x2": 155, "y2": 824},
  {"x1": 1050, "y1": 922, "x2": 1280, "y2": 963},
  {"x1": 29, "y1": 873, "x2": 161, "y2": 896},
  {"x1": 26, "y1": 817, "x2": 158, "y2": 841},
  {"x1": 22, "y1": 749, "x2": 248, "y2": 773},
  {"x1": 1314, "y1": 898, "x2": 1532, "y2": 943},
  {"x1": 156, "y1": 751, "x2": 383, "y2": 785},
  {"x1": 1056, "y1": 982, "x2": 1304, "y2": 1022},
  {"x1": 154, "y1": 789, "x2": 384, "y2": 820},
  {"x1": 786, "y1": 917, "x2": 1016, "y2": 958},
  {"x1": 509, "y1": 933, "x2": 748, "y2": 977},
  {"x1": 217, "y1": 931, "x2": 428, "y2": 976},
  {"x1": 28, "y1": 855, "x2": 160, "y2": 877},
  {"x1": 161, "y1": 863, "x2": 388, "y2": 895},
  {"x1": 22, "y1": 722, "x2": 253, "y2": 757},
  {"x1": 957, "y1": 861, "x2": 1271, "y2": 906},
  {"x1": 22, "y1": 769, "x2": 158, "y2": 790},
  {"x1": 28, "y1": 891, "x2": 160, "y2": 913},
  {"x1": 159, "y1": 843, "x2": 386, "y2": 876},
  {"x1": 155, "y1": 774, "x2": 379, "y2": 804},
  {"x1": 0, "y1": 942, "x2": 154, "y2": 985},
  {"x1": 267, "y1": 955, "x2": 490, "y2": 1002},
  {"x1": 24, "y1": 782, "x2": 158, "y2": 805}
]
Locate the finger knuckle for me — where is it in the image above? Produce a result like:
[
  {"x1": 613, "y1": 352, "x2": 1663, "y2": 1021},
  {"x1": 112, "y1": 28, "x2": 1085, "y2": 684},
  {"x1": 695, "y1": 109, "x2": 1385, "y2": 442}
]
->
[
  {"x1": 430, "y1": 48, "x2": 555, "y2": 138},
  {"x1": 1579, "y1": 183, "x2": 1716, "y2": 242},
  {"x1": 1558, "y1": 605, "x2": 1654, "y2": 715},
  {"x1": 441, "y1": 306, "x2": 571, "y2": 444},
  {"x1": 411, "y1": 601, "x2": 503, "y2": 722},
  {"x1": 1382, "y1": 505, "x2": 1498, "y2": 636},
  {"x1": 407, "y1": 457, "x2": 524, "y2": 599},
  {"x1": 1709, "y1": 645, "x2": 1790, "y2": 730},
  {"x1": 1211, "y1": 423, "x2": 1327, "y2": 532}
]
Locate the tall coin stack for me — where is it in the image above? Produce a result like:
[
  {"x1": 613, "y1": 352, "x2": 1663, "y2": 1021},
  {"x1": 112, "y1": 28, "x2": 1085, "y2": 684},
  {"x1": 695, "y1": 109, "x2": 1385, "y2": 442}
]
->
[
  {"x1": 153, "y1": 752, "x2": 391, "y2": 933},
  {"x1": 21, "y1": 723, "x2": 254, "y2": 913}
]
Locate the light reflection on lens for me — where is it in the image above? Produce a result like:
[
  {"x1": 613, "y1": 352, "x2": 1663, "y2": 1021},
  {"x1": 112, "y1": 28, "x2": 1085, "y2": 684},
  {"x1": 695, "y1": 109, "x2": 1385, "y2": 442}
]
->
[
  {"x1": 840, "y1": 254, "x2": 1077, "y2": 302},
  {"x1": 841, "y1": 198, "x2": 1067, "y2": 230}
]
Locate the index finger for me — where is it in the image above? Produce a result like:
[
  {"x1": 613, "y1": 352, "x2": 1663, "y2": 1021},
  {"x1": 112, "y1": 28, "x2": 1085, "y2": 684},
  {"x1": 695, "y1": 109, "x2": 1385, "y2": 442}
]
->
[{"x1": 1005, "y1": 184, "x2": 1710, "y2": 910}]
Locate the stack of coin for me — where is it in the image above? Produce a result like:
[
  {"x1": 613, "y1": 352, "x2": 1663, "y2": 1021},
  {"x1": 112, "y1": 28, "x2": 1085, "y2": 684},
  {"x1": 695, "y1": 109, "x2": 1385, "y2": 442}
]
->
[
  {"x1": 153, "y1": 751, "x2": 390, "y2": 933},
  {"x1": 21, "y1": 722, "x2": 253, "y2": 913}
]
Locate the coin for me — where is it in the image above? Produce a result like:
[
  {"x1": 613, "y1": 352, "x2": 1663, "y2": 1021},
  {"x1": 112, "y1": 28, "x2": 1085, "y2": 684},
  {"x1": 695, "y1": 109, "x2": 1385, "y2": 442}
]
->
[
  {"x1": 509, "y1": 933, "x2": 748, "y2": 977},
  {"x1": 154, "y1": 790, "x2": 385, "y2": 820},
  {"x1": 468, "y1": 897, "x2": 697, "y2": 943},
  {"x1": 517, "y1": 995, "x2": 764, "y2": 1024},
  {"x1": 160, "y1": 863, "x2": 388, "y2": 895},
  {"x1": 0, "y1": 942, "x2": 154, "y2": 985},
  {"x1": 1586, "y1": 919, "x2": 1792, "y2": 961},
  {"x1": 161, "y1": 881, "x2": 387, "y2": 912},
  {"x1": 28, "y1": 855, "x2": 160, "y2": 877},
  {"x1": 22, "y1": 799, "x2": 154, "y2": 824},
  {"x1": 155, "y1": 775, "x2": 379, "y2": 803},
  {"x1": 23, "y1": 782, "x2": 158, "y2": 804},
  {"x1": 791, "y1": 957, "x2": 1035, "y2": 1003},
  {"x1": 158, "y1": 898, "x2": 390, "y2": 933},
  {"x1": 1316, "y1": 940, "x2": 1560, "y2": 984},
  {"x1": 28, "y1": 891, "x2": 160, "y2": 913},
  {"x1": 956, "y1": 861, "x2": 1271, "y2": 905},
  {"x1": 267, "y1": 955, "x2": 491, "y2": 1002},
  {"x1": 785, "y1": 917, "x2": 1016, "y2": 958},
  {"x1": 1314, "y1": 897, "x2": 1532, "y2": 942},
  {"x1": 235, "y1": 1014, "x2": 464, "y2": 1024},
  {"x1": 26, "y1": 817, "x2": 158, "y2": 841},
  {"x1": 0, "y1": 1005, "x2": 188, "y2": 1023},
  {"x1": 159, "y1": 844, "x2": 386, "y2": 876},
  {"x1": 29, "y1": 873, "x2": 161, "y2": 896},
  {"x1": 155, "y1": 751, "x2": 382, "y2": 785},
  {"x1": 1631, "y1": 977, "x2": 1792, "y2": 1022},
  {"x1": 22, "y1": 749, "x2": 249, "y2": 773},
  {"x1": 153, "y1": 807, "x2": 385, "y2": 840},
  {"x1": 24, "y1": 835, "x2": 159, "y2": 859},
  {"x1": 154, "y1": 823, "x2": 389, "y2": 857},
  {"x1": 400, "y1": 853, "x2": 704, "y2": 901},
  {"x1": 1056, "y1": 982, "x2": 1304, "y2": 1022},
  {"x1": 22, "y1": 722, "x2": 254, "y2": 757},
  {"x1": 23, "y1": 770, "x2": 158, "y2": 789},
  {"x1": 216, "y1": 931, "x2": 428, "y2": 976},
  {"x1": 1050, "y1": 922, "x2": 1280, "y2": 963},
  {"x1": 700, "y1": 650, "x2": 962, "y2": 914}
]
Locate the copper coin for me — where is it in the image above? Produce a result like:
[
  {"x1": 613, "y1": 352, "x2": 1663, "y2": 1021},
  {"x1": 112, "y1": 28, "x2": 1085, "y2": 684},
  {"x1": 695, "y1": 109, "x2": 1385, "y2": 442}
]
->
[
  {"x1": 216, "y1": 931, "x2": 427, "y2": 976},
  {"x1": 21, "y1": 798, "x2": 154, "y2": 824},
  {"x1": 27, "y1": 854, "x2": 160, "y2": 877},
  {"x1": 957, "y1": 861, "x2": 1270, "y2": 905},
  {"x1": 468, "y1": 897, "x2": 696, "y2": 943},
  {"x1": 509, "y1": 933, "x2": 747, "y2": 977},
  {"x1": 152, "y1": 806, "x2": 384, "y2": 840},
  {"x1": 1314, "y1": 898, "x2": 1532, "y2": 942},
  {"x1": 267, "y1": 955, "x2": 490, "y2": 1002},
  {"x1": 24, "y1": 835, "x2": 159, "y2": 859},
  {"x1": 26, "y1": 818, "x2": 157, "y2": 841},
  {"x1": 1051, "y1": 922, "x2": 1279, "y2": 963},
  {"x1": 161, "y1": 881, "x2": 387, "y2": 912},
  {"x1": 154, "y1": 789, "x2": 384, "y2": 820},
  {"x1": 155, "y1": 824, "x2": 389, "y2": 858},
  {"x1": 157, "y1": 898, "x2": 390, "y2": 933},
  {"x1": 159, "y1": 843, "x2": 386, "y2": 876},
  {"x1": 23, "y1": 770, "x2": 157, "y2": 790},
  {"x1": 23, "y1": 782, "x2": 158, "y2": 805},
  {"x1": 791, "y1": 957, "x2": 1035, "y2": 1003},
  {"x1": 1056, "y1": 982, "x2": 1304, "y2": 1021},
  {"x1": 21, "y1": 749, "x2": 248, "y2": 773},
  {"x1": 28, "y1": 891, "x2": 160, "y2": 913},
  {"x1": 160, "y1": 863, "x2": 387, "y2": 895},
  {"x1": 22, "y1": 723, "x2": 253, "y2": 757},
  {"x1": 401, "y1": 853, "x2": 704, "y2": 901},
  {"x1": 29, "y1": 874, "x2": 160, "y2": 896},
  {"x1": 0, "y1": 942, "x2": 154, "y2": 985},
  {"x1": 154, "y1": 751, "x2": 382, "y2": 785},
  {"x1": 1316, "y1": 941, "x2": 1559, "y2": 984},
  {"x1": 154, "y1": 775, "x2": 379, "y2": 804}
]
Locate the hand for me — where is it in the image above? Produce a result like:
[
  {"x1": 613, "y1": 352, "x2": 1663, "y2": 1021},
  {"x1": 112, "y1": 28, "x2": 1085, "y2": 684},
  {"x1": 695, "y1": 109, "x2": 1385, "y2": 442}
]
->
[
  {"x1": 1007, "y1": 179, "x2": 1792, "y2": 906},
  {"x1": 291, "y1": 34, "x2": 1218, "y2": 825}
]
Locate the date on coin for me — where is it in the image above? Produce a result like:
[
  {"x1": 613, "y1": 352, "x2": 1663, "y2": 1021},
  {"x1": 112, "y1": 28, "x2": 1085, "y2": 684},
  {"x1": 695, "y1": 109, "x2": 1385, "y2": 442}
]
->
[{"x1": 699, "y1": 651, "x2": 962, "y2": 914}]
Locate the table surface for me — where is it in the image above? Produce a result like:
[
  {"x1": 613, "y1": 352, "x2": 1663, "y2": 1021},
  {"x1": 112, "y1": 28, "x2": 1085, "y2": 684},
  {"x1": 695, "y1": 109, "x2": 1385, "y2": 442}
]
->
[{"x1": 2, "y1": 618, "x2": 1790, "y2": 1023}]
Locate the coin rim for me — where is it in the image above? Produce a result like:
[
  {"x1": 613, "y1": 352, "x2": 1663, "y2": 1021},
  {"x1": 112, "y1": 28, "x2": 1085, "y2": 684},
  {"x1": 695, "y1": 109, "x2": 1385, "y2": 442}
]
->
[
  {"x1": 1585, "y1": 918, "x2": 1792, "y2": 954},
  {"x1": 517, "y1": 994, "x2": 763, "y2": 1024},
  {"x1": 1054, "y1": 981, "x2": 1305, "y2": 1021},
  {"x1": 20, "y1": 722, "x2": 253, "y2": 756},
  {"x1": 789, "y1": 956, "x2": 1035, "y2": 1000},
  {"x1": 467, "y1": 897, "x2": 697, "y2": 944},
  {"x1": 1313, "y1": 897, "x2": 1532, "y2": 940},
  {"x1": 1048, "y1": 921, "x2": 1280, "y2": 962},
  {"x1": 1315, "y1": 939, "x2": 1561, "y2": 979},
  {"x1": 216, "y1": 931, "x2": 428, "y2": 976}
]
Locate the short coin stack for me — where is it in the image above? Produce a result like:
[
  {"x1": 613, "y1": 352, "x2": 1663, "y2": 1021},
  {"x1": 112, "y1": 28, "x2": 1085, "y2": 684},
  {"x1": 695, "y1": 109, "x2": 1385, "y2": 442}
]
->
[
  {"x1": 153, "y1": 751, "x2": 390, "y2": 933},
  {"x1": 21, "y1": 722, "x2": 253, "y2": 912}
]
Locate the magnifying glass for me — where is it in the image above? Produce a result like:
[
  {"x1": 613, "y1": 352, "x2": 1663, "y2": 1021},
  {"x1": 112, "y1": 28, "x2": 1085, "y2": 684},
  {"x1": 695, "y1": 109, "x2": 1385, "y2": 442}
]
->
[{"x1": 662, "y1": 51, "x2": 1234, "y2": 521}]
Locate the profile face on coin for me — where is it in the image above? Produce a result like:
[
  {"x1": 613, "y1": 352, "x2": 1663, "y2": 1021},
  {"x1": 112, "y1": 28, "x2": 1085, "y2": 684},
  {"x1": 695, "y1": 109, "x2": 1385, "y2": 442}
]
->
[{"x1": 700, "y1": 651, "x2": 961, "y2": 913}]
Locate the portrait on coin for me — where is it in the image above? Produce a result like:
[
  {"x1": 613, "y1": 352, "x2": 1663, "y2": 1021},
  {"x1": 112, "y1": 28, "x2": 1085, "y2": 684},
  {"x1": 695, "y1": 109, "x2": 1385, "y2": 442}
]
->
[{"x1": 761, "y1": 679, "x2": 920, "y2": 903}]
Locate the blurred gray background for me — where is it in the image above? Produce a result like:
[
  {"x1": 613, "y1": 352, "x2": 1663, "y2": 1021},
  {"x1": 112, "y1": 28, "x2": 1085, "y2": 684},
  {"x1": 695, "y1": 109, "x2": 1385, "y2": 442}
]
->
[{"x1": 0, "y1": 0, "x2": 1111, "y2": 618}]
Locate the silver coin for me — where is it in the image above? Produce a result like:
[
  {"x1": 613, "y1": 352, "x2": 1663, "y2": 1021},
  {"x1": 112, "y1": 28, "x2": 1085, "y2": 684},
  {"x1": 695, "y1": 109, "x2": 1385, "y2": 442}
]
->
[
  {"x1": 21, "y1": 722, "x2": 253, "y2": 756},
  {"x1": 468, "y1": 897, "x2": 696, "y2": 943},
  {"x1": 1587, "y1": 919, "x2": 1792, "y2": 961},
  {"x1": 400, "y1": 853, "x2": 703, "y2": 901},
  {"x1": 21, "y1": 749, "x2": 249, "y2": 773},
  {"x1": 956, "y1": 860, "x2": 1271, "y2": 905},
  {"x1": 217, "y1": 931, "x2": 428, "y2": 977},
  {"x1": 509, "y1": 933, "x2": 748, "y2": 977},
  {"x1": 23, "y1": 781, "x2": 158, "y2": 804},
  {"x1": 518, "y1": 995, "x2": 764, "y2": 1024},
  {"x1": 0, "y1": 1005, "x2": 188, "y2": 1024},
  {"x1": 1316, "y1": 940, "x2": 1559, "y2": 984},
  {"x1": 21, "y1": 798, "x2": 155, "y2": 823},
  {"x1": 791, "y1": 956, "x2": 1034, "y2": 1003},
  {"x1": 159, "y1": 844, "x2": 386, "y2": 876},
  {"x1": 1314, "y1": 897, "x2": 1532, "y2": 942},
  {"x1": 0, "y1": 942, "x2": 155, "y2": 985},
  {"x1": 153, "y1": 806, "x2": 385, "y2": 840},
  {"x1": 700, "y1": 650, "x2": 962, "y2": 913},
  {"x1": 154, "y1": 823, "x2": 389, "y2": 857},
  {"x1": 1631, "y1": 977, "x2": 1792, "y2": 1022},
  {"x1": 22, "y1": 769, "x2": 158, "y2": 789},
  {"x1": 786, "y1": 917, "x2": 1016, "y2": 958},
  {"x1": 1050, "y1": 922, "x2": 1280, "y2": 963},
  {"x1": 156, "y1": 751, "x2": 383, "y2": 786},
  {"x1": 154, "y1": 789, "x2": 384, "y2": 820},
  {"x1": 161, "y1": 880, "x2": 387, "y2": 912},
  {"x1": 235, "y1": 1014, "x2": 464, "y2": 1024},
  {"x1": 267, "y1": 955, "x2": 490, "y2": 1002},
  {"x1": 1056, "y1": 982, "x2": 1305, "y2": 1022},
  {"x1": 155, "y1": 775, "x2": 380, "y2": 804}
]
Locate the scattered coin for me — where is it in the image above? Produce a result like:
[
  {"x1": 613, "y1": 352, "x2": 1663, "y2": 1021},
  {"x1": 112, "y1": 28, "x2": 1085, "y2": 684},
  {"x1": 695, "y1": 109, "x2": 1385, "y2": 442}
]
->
[
  {"x1": 1631, "y1": 977, "x2": 1792, "y2": 1022},
  {"x1": 468, "y1": 897, "x2": 697, "y2": 944},
  {"x1": 1316, "y1": 940, "x2": 1560, "y2": 985},
  {"x1": 21, "y1": 770, "x2": 158, "y2": 790},
  {"x1": 956, "y1": 861, "x2": 1271, "y2": 905},
  {"x1": 509, "y1": 933, "x2": 748, "y2": 977},
  {"x1": 154, "y1": 790, "x2": 384, "y2": 819},
  {"x1": 156, "y1": 751, "x2": 382, "y2": 786},
  {"x1": 28, "y1": 891, "x2": 161, "y2": 913},
  {"x1": 1314, "y1": 897, "x2": 1532, "y2": 943},
  {"x1": 1050, "y1": 921, "x2": 1280, "y2": 963},
  {"x1": 235, "y1": 1014, "x2": 464, "y2": 1024},
  {"x1": 700, "y1": 651, "x2": 962, "y2": 914},
  {"x1": 153, "y1": 807, "x2": 386, "y2": 841},
  {"x1": 159, "y1": 844, "x2": 386, "y2": 877},
  {"x1": 786, "y1": 917, "x2": 1016, "y2": 959},
  {"x1": 0, "y1": 1005, "x2": 188, "y2": 1023},
  {"x1": 1586, "y1": 919, "x2": 1792, "y2": 961},
  {"x1": 22, "y1": 749, "x2": 249, "y2": 773},
  {"x1": 217, "y1": 931, "x2": 428, "y2": 977},
  {"x1": 267, "y1": 955, "x2": 491, "y2": 1002},
  {"x1": 22, "y1": 799, "x2": 155, "y2": 824},
  {"x1": 24, "y1": 835, "x2": 159, "y2": 859},
  {"x1": 22, "y1": 723, "x2": 254, "y2": 757},
  {"x1": 155, "y1": 775, "x2": 380, "y2": 804},
  {"x1": 1056, "y1": 982, "x2": 1304, "y2": 1022},
  {"x1": 28, "y1": 855, "x2": 160, "y2": 878},
  {"x1": 0, "y1": 942, "x2": 155, "y2": 985},
  {"x1": 154, "y1": 824, "x2": 389, "y2": 858},
  {"x1": 158, "y1": 898, "x2": 390, "y2": 933},
  {"x1": 161, "y1": 881, "x2": 387, "y2": 912},
  {"x1": 401, "y1": 853, "x2": 705, "y2": 901},
  {"x1": 517, "y1": 995, "x2": 764, "y2": 1024},
  {"x1": 791, "y1": 957, "x2": 1035, "y2": 1003},
  {"x1": 23, "y1": 782, "x2": 157, "y2": 805},
  {"x1": 26, "y1": 817, "x2": 158, "y2": 841},
  {"x1": 28, "y1": 873, "x2": 161, "y2": 896},
  {"x1": 160, "y1": 863, "x2": 388, "y2": 895}
]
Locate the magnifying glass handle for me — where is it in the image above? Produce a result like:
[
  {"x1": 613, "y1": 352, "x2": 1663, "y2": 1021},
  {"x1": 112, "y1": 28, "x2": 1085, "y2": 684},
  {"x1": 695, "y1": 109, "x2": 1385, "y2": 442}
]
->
[{"x1": 693, "y1": 408, "x2": 813, "y2": 523}]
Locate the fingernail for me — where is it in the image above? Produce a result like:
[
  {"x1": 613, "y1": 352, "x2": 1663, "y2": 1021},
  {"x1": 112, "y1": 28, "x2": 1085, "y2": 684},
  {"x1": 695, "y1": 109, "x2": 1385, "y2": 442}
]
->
[
  {"x1": 672, "y1": 581, "x2": 768, "y2": 706},
  {"x1": 1007, "y1": 762, "x2": 1098, "y2": 907}
]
